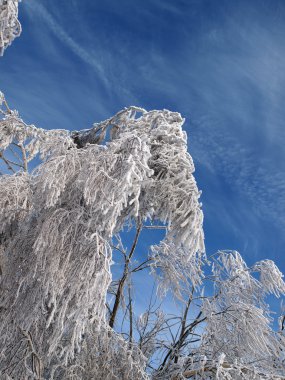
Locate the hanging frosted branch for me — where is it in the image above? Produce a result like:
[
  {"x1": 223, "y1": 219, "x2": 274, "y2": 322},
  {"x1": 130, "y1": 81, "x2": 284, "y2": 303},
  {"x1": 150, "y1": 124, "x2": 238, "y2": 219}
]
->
[
  {"x1": 156, "y1": 250, "x2": 285, "y2": 380},
  {"x1": 150, "y1": 250, "x2": 285, "y2": 380},
  {"x1": 0, "y1": 171, "x2": 31, "y2": 233},
  {"x1": 253, "y1": 259, "x2": 285, "y2": 297},
  {"x1": 0, "y1": 0, "x2": 21, "y2": 56},
  {"x1": 0, "y1": 92, "x2": 74, "y2": 175},
  {"x1": 73, "y1": 107, "x2": 205, "y2": 297}
]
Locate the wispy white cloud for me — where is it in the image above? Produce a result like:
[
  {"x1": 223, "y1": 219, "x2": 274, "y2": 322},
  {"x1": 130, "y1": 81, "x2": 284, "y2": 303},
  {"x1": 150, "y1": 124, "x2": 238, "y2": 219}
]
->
[
  {"x1": 193, "y1": 119, "x2": 285, "y2": 229},
  {"x1": 24, "y1": 0, "x2": 109, "y2": 86}
]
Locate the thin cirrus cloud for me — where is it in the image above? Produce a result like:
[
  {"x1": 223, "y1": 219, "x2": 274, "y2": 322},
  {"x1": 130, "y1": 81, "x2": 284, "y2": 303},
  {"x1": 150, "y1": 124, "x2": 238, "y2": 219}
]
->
[
  {"x1": 134, "y1": 7, "x2": 285, "y2": 234},
  {"x1": 24, "y1": 0, "x2": 108, "y2": 86},
  {"x1": 22, "y1": 0, "x2": 141, "y2": 109}
]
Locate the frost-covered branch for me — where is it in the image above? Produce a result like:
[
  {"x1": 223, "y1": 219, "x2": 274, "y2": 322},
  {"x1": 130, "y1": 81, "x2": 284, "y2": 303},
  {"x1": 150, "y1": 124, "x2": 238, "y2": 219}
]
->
[
  {"x1": 109, "y1": 224, "x2": 142, "y2": 328},
  {"x1": 0, "y1": 0, "x2": 21, "y2": 56},
  {"x1": 154, "y1": 251, "x2": 285, "y2": 379}
]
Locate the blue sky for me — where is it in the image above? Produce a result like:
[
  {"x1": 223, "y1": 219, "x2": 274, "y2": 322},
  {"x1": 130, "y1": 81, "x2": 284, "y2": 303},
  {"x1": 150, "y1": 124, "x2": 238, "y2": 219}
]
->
[{"x1": 1, "y1": 0, "x2": 285, "y2": 285}]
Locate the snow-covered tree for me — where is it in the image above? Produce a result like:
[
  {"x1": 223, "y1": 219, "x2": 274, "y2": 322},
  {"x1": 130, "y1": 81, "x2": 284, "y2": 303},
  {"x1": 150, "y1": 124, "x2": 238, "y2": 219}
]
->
[
  {"x1": 1, "y1": 91, "x2": 285, "y2": 380},
  {"x1": 1, "y1": 4, "x2": 285, "y2": 380},
  {"x1": 0, "y1": 92, "x2": 204, "y2": 378}
]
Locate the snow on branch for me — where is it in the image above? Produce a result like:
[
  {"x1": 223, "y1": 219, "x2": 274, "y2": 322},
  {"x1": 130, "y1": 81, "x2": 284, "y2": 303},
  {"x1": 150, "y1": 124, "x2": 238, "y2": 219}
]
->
[
  {"x1": 0, "y1": 171, "x2": 30, "y2": 233},
  {"x1": 73, "y1": 107, "x2": 205, "y2": 297},
  {"x1": 253, "y1": 259, "x2": 285, "y2": 297},
  {"x1": 196, "y1": 250, "x2": 285, "y2": 379},
  {"x1": 0, "y1": 93, "x2": 74, "y2": 161},
  {"x1": 153, "y1": 250, "x2": 285, "y2": 380},
  {"x1": 0, "y1": 0, "x2": 21, "y2": 56}
]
